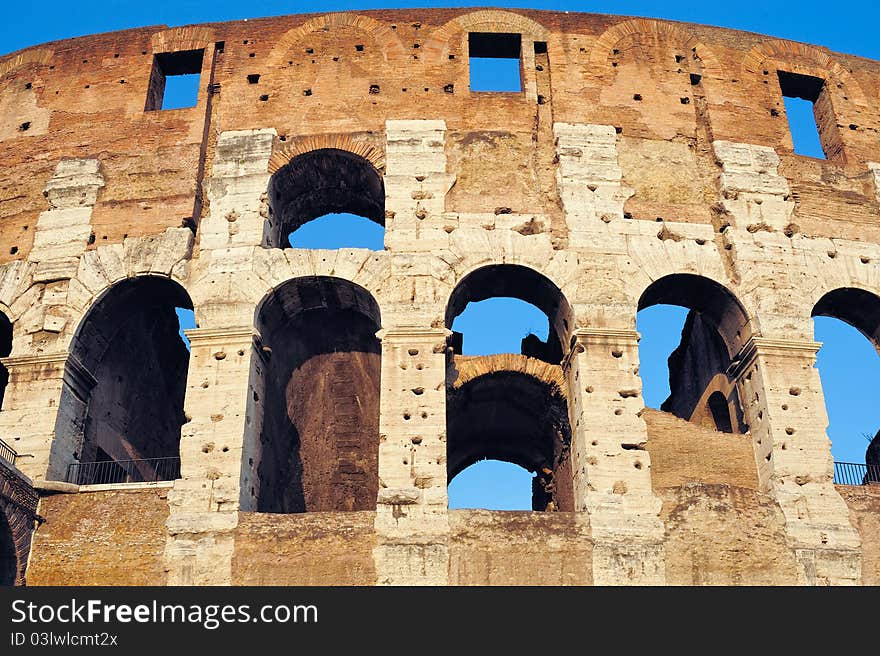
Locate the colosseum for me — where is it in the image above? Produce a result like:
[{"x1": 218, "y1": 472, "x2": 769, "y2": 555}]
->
[{"x1": 0, "y1": 7, "x2": 878, "y2": 586}]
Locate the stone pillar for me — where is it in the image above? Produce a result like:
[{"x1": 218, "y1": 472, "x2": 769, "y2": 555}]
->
[
  {"x1": 553, "y1": 122, "x2": 634, "y2": 246},
  {"x1": 384, "y1": 120, "x2": 455, "y2": 252},
  {"x1": 373, "y1": 326, "x2": 449, "y2": 585},
  {"x1": 163, "y1": 325, "x2": 256, "y2": 586},
  {"x1": 565, "y1": 328, "x2": 666, "y2": 585},
  {"x1": 713, "y1": 140, "x2": 795, "y2": 230},
  {"x1": 0, "y1": 353, "x2": 74, "y2": 482},
  {"x1": 733, "y1": 337, "x2": 861, "y2": 585},
  {"x1": 201, "y1": 129, "x2": 276, "y2": 251}
]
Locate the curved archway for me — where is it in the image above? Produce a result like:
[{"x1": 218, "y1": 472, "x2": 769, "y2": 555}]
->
[
  {"x1": 52, "y1": 276, "x2": 193, "y2": 484},
  {"x1": 249, "y1": 276, "x2": 381, "y2": 513},
  {"x1": 637, "y1": 274, "x2": 751, "y2": 432},
  {"x1": 447, "y1": 370, "x2": 573, "y2": 511},
  {"x1": 812, "y1": 287, "x2": 880, "y2": 478},
  {"x1": 266, "y1": 148, "x2": 385, "y2": 249},
  {"x1": 446, "y1": 264, "x2": 572, "y2": 363},
  {"x1": 0, "y1": 509, "x2": 15, "y2": 586}
]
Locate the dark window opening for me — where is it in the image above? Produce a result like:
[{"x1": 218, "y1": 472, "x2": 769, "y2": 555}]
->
[
  {"x1": 145, "y1": 49, "x2": 204, "y2": 111},
  {"x1": 707, "y1": 391, "x2": 734, "y2": 433},
  {"x1": 468, "y1": 32, "x2": 522, "y2": 92},
  {"x1": 778, "y1": 70, "x2": 827, "y2": 159}
]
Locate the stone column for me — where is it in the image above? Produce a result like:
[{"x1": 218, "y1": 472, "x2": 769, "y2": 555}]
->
[
  {"x1": 733, "y1": 336, "x2": 861, "y2": 585},
  {"x1": 565, "y1": 328, "x2": 666, "y2": 585},
  {"x1": 164, "y1": 325, "x2": 256, "y2": 586},
  {"x1": 0, "y1": 353, "x2": 76, "y2": 482},
  {"x1": 373, "y1": 326, "x2": 450, "y2": 585}
]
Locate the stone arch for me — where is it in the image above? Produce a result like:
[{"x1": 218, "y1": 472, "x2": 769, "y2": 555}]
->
[
  {"x1": 247, "y1": 276, "x2": 381, "y2": 513},
  {"x1": 265, "y1": 148, "x2": 385, "y2": 248},
  {"x1": 638, "y1": 273, "x2": 752, "y2": 359},
  {"x1": 150, "y1": 26, "x2": 215, "y2": 54},
  {"x1": 50, "y1": 274, "x2": 194, "y2": 484},
  {"x1": 424, "y1": 9, "x2": 549, "y2": 61},
  {"x1": 812, "y1": 287, "x2": 880, "y2": 354},
  {"x1": 445, "y1": 263, "x2": 574, "y2": 363},
  {"x1": 267, "y1": 12, "x2": 406, "y2": 66},
  {"x1": 250, "y1": 249, "x2": 389, "y2": 310},
  {"x1": 638, "y1": 273, "x2": 753, "y2": 430},
  {"x1": 447, "y1": 366, "x2": 573, "y2": 511},
  {"x1": 0, "y1": 48, "x2": 53, "y2": 80}
]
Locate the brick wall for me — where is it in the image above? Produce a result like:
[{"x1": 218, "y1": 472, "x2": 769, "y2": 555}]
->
[{"x1": 27, "y1": 488, "x2": 170, "y2": 585}]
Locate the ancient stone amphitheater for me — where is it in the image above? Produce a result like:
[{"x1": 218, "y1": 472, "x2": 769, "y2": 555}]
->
[{"x1": 0, "y1": 7, "x2": 878, "y2": 586}]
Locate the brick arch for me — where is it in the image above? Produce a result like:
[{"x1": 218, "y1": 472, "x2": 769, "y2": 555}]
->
[
  {"x1": 588, "y1": 18, "x2": 723, "y2": 80},
  {"x1": 0, "y1": 464, "x2": 39, "y2": 586},
  {"x1": 269, "y1": 135, "x2": 385, "y2": 174},
  {"x1": 267, "y1": 12, "x2": 406, "y2": 66},
  {"x1": 423, "y1": 9, "x2": 549, "y2": 62},
  {"x1": 742, "y1": 40, "x2": 867, "y2": 104},
  {"x1": 150, "y1": 26, "x2": 215, "y2": 53},
  {"x1": 0, "y1": 48, "x2": 53, "y2": 80}
]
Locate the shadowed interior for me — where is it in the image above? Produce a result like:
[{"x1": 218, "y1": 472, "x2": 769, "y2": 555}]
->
[
  {"x1": 254, "y1": 276, "x2": 381, "y2": 513},
  {"x1": 0, "y1": 510, "x2": 15, "y2": 586},
  {"x1": 54, "y1": 277, "x2": 192, "y2": 483},
  {"x1": 447, "y1": 370, "x2": 573, "y2": 511},
  {"x1": 266, "y1": 148, "x2": 385, "y2": 248}
]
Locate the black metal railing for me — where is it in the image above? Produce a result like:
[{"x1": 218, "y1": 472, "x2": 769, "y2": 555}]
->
[
  {"x1": 66, "y1": 456, "x2": 180, "y2": 485},
  {"x1": 833, "y1": 461, "x2": 880, "y2": 486},
  {"x1": 0, "y1": 438, "x2": 17, "y2": 467}
]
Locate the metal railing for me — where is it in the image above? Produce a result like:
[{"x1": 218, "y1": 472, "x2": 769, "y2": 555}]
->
[
  {"x1": 0, "y1": 438, "x2": 17, "y2": 467},
  {"x1": 833, "y1": 461, "x2": 880, "y2": 486},
  {"x1": 66, "y1": 456, "x2": 180, "y2": 485}
]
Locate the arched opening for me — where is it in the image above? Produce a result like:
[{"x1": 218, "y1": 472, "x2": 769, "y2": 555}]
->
[
  {"x1": 447, "y1": 370, "x2": 573, "y2": 511},
  {"x1": 0, "y1": 313, "x2": 11, "y2": 410},
  {"x1": 445, "y1": 264, "x2": 574, "y2": 510},
  {"x1": 707, "y1": 391, "x2": 734, "y2": 433},
  {"x1": 637, "y1": 274, "x2": 750, "y2": 433},
  {"x1": 446, "y1": 264, "x2": 571, "y2": 363},
  {"x1": 0, "y1": 509, "x2": 15, "y2": 586},
  {"x1": 250, "y1": 276, "x2": 381, "y2": 513},
  {"x1": 52, "y1": 276, "x2": 193, "y2": 484},
  {"x1": 266, "y1": 149, "x2": 385, "y2": 250},
  {"x1": 812, "y1": 288, "x2": 880, "y2": 483}
]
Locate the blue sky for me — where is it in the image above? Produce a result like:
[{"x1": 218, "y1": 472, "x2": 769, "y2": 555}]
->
[{"x1": 6, "y1": 2, "x2": 878, "y2": 509}]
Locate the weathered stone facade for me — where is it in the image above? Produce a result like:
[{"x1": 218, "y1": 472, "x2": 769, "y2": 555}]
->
[{"x1": 2, "y1": 8, "x2": 880, "y2": 585}]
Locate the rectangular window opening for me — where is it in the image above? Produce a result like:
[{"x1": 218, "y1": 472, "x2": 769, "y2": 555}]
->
[
  {"x1": 145, "y1": 49, "x2": 204, "y2": 111},
  {"x1": 468, "y1": 32, "x2": 522, "y2": 93},
  {"x1": 778, "y1": 70, "x2": 827, "y2": 159}
]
